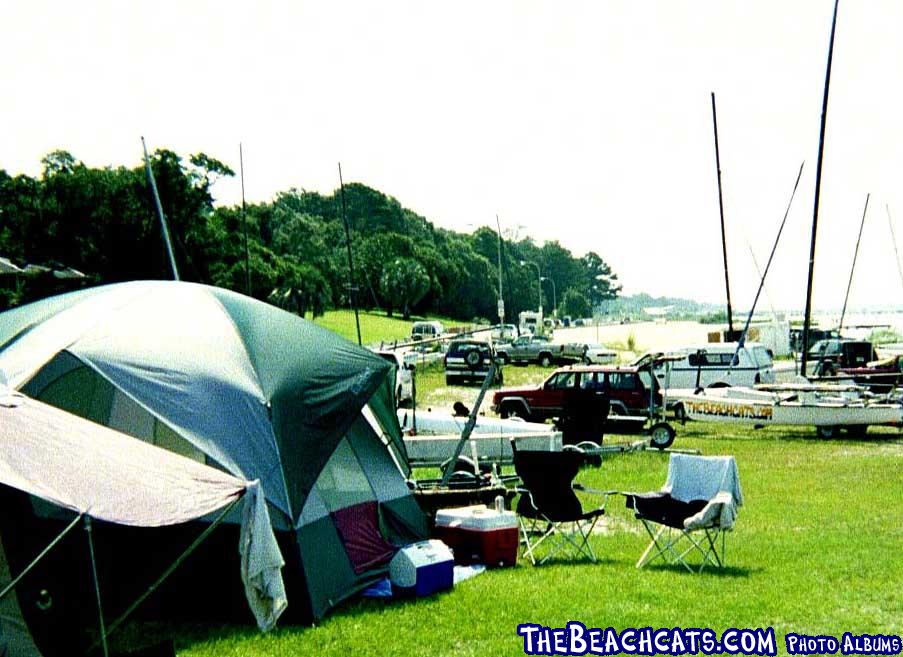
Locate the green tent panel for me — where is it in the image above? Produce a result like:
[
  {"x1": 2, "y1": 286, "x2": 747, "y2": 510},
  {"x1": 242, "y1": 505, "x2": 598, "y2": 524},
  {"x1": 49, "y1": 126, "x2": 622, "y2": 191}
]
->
[{"x1": 0, "y1": 281, "x2": 427, "y2": 625}]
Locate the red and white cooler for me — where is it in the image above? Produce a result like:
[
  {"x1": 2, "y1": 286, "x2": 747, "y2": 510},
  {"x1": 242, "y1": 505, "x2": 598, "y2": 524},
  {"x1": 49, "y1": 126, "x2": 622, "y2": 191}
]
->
[{"x1": 433, "y1": 504, "x2": 519, "y2": 567}]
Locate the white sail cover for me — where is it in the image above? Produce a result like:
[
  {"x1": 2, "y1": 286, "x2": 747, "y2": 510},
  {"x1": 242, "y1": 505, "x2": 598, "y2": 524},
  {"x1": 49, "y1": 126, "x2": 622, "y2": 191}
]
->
[{"x1": 0, "y1": 383, "x2": 286, "y2": 631}]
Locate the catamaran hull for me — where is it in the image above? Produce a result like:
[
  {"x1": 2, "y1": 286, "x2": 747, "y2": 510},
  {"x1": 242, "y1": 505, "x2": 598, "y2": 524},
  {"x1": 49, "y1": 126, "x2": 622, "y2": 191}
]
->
[
  {"x1": 679, "y1": 396, "x2": 902, "y2": 426},
  {"x1": 670, "y1": 387, "x2": 903, "y2": 428}
]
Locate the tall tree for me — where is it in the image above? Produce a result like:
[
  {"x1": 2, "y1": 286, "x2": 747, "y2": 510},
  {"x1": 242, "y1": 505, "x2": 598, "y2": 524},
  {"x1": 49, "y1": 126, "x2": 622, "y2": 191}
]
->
[{"x1": 379, "y1": 258, "x2": 430, "y2": 319}]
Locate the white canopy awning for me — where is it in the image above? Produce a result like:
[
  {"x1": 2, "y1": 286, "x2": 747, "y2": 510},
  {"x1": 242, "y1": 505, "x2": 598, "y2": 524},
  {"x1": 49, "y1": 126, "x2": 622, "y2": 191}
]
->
[{"x1": 0, "y1": 384, "x2": 286, "y2": 631}]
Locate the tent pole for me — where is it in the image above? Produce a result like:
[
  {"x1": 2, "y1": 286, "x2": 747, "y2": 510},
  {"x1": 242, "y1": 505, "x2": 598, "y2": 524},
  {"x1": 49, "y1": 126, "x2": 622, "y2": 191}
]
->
[
  {"x1": 87, "y1": 496, "x2": 242, "y2": 653},
  {"x1": 0, "y1": 512, "x2": 84, "y2": 603},
  {"x1": 85, "y1": 516, "x2": 110, "y2": 657}
]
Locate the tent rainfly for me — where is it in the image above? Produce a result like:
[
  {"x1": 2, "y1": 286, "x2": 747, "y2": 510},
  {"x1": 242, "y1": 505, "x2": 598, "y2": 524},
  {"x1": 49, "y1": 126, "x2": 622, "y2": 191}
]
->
[
  {"x1": 0, "y1": 382, "x2": 286, "y2": 657},
  {"x1": 0, "y1": 280, "x2": 427, "y2": 622}
]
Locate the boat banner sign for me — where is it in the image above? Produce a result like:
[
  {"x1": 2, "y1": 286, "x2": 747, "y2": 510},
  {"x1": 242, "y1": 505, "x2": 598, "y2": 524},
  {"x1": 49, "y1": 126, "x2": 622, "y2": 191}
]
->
[{"x1": 685, "y1": 399, "x2": 774, "y2": 422}]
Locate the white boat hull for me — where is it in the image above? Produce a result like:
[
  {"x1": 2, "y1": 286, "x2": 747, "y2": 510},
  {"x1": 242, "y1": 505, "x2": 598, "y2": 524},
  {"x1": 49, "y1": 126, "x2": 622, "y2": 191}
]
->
[
  {"x1": 397, "y1": 409, "x2": 554, "y2": 436},
  {"x1": 397, "y1": 409, "x2": 559, "y2": 466},
  {"x1": 670, "y1": 387, "x2": 903, "y2": 428}
]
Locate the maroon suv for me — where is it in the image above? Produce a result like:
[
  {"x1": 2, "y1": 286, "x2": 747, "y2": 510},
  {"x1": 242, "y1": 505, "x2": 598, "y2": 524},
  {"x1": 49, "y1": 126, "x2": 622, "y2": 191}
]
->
[{"x1": 490, "y1": 364, "x2": 661, "y2": 422}]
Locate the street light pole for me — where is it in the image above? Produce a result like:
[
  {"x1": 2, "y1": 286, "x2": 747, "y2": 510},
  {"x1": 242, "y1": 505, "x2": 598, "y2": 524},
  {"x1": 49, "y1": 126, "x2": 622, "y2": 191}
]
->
[
  {"x1": 520, "y1": 260, "x2": 542, "y2": 316},
  {"x1": 541, "y1": 276, "x2": 556, "y2": 317}
]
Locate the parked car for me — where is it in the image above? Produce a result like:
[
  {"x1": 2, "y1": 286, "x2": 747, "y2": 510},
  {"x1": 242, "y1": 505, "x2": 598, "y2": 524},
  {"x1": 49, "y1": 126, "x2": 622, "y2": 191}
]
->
[
  {"x1": 373, "y1": 349, "x2": 414, "y2": 406},
  {"x1": 806, "y1": 339, "x2": 876, "y2": 376},
  {"x1": 648, "y1": 342, "x2": 776, "y2": 389},
  {"x1": 489, "y1": 323, "x2": 518, "y2": 342},
  {"x1": 581, "y1": 343, "x2": 618, "y2": 365},
  {"x1": 444, "y1": 339, "x2": 502, "y2": 386},
  {"x1": 838, "y1": 353, "x2": 903, "y2": 392},
  {"x1": 789, "y1": 327, "x2": 840, "y2": 353},
  {"x1": 491, "y1": 364, "x2": 661, "y2": 422},
  {"x1": 411, "y1": 320, "x2": 445, "y2": 341}
]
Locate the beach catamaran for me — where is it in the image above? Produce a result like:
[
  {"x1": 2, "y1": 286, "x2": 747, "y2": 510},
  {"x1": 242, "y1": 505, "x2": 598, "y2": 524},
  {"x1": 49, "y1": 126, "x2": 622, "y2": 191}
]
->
[
  {"x1": 671, "y1": 0, "x2": 903, "y2": 438},
  {"x1": 670, "y1": 382, "x2": 902, "y2": 438}
]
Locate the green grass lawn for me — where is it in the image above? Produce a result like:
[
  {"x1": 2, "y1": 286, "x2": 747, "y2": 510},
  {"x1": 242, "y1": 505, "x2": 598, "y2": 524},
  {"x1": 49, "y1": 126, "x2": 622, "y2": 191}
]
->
[
  {"x1": 169, "y1": 417, "x2": 903, "y2": 656},
  {"x1": 414, "y1": 361, "x2": 550, "y2": 411},
  {"x1": 312, "y1": 309, "x2": 461, "y2": 346}
]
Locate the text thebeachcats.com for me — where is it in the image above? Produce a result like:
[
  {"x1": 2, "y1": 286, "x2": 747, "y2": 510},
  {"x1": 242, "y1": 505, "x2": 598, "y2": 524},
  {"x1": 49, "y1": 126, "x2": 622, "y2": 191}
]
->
[{"x1": 516, "y1": 624, "x2": 902, "y2": 656}]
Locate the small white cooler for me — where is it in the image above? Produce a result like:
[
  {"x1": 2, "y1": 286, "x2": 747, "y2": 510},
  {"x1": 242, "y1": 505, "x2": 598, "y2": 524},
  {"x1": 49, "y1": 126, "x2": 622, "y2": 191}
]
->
[{"x1": 389, "y1": 539, "x2": 454, "y2": 598}]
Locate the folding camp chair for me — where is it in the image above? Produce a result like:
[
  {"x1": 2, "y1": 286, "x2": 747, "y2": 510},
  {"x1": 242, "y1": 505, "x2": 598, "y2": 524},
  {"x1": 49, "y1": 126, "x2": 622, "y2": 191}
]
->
[
  {"x1": 625, "y1": 453, "x2": 743, "y2": 573},
  {"x1": 511, "y1": 443, "x2": 610, "y2": 565}
]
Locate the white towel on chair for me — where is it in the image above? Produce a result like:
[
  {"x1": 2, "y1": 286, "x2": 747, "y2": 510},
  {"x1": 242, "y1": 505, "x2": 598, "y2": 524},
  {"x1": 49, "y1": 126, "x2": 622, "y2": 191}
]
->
[{"x1": 663, "y1": 454, "x2": 743, "y2": 530}]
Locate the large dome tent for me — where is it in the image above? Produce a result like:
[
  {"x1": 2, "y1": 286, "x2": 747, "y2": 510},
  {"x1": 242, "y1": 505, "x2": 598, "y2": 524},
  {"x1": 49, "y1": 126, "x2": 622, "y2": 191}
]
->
[{"x1": 0, "y1": 280, "x2": 427, "y2": 623}]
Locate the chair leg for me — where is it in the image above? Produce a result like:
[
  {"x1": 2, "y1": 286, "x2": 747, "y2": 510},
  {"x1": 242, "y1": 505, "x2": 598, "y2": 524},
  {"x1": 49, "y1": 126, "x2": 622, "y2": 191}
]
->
[
  {"x1": 636, "y1": 523, "x2": 669, "y2": 569},
  {"x1": 637, "y1": 523, "x2": 728, "y2": 572},
  {"x1": 520, "y1": 517, "x2": 601, "y2": 565}
]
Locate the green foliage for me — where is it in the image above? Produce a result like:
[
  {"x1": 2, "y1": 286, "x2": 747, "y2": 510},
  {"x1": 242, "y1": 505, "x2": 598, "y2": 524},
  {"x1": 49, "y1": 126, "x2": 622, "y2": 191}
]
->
[
  {"x1": 560, "y1": 288, "x2": 591, "y2": 319},
  {"x1": 379, "y1": 258, "x2": 430, "y2": 319},
  {"x1": 699, "y1": 310, "x2": 729, "y2": 324},
  {"x1": 868, "y1": 327, "x2": 902, "y2": 344},
  {"x1": 1, "y1": 148, "x2": 622, "y2": 321}
]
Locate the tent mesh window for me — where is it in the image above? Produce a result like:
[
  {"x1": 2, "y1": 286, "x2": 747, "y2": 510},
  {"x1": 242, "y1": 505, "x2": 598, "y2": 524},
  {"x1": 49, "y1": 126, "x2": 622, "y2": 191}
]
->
[
  {"x1": 34, "y1": 363, "x2": 207, "y2": 464},
  {"x1": 313, "y1": 439, "x2": 375, "y2": 513}
]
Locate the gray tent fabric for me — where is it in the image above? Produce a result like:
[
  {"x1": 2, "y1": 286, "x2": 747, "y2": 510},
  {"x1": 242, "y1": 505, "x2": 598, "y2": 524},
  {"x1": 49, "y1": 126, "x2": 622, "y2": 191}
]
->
[
  {"x1": 0, "y1": 383, "x2": 287, "y2": 633},
  {"x1": 0, "y1": 281, "x2": 426, "y2": 622}
]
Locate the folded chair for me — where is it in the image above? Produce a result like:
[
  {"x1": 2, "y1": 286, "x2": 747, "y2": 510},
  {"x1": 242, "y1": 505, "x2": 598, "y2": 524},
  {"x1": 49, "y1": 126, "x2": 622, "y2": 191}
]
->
[
  {"x1": 511, "y1": 443, "x2": 610, "y2": 565},
  {"x1": 625, "y1": 453, "x2": 743, "y2": 573}
]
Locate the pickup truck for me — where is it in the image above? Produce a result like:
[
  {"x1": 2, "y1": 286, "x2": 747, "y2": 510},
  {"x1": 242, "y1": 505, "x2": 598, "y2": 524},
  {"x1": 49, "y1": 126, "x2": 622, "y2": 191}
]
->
[{"x1": 495, "y1": 334, "x2": 577, "y2": 367}]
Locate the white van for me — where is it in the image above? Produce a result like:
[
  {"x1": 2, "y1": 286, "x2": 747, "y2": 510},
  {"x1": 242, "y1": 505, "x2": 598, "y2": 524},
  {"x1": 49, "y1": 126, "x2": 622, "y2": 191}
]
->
[
  {"x1": 651, "y1": 342, "x2": 775, "y2": 389},
  {"x1": 411, "y1": 321, "x2": 445, "y2": 341}
]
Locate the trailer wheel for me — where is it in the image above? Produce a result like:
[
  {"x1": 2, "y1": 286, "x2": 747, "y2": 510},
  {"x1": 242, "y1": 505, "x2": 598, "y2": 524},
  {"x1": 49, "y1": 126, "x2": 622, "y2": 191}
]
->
[
  {"x1": 440, "y1": 456, "x2": 490, "y2": 477},
  {"x1": 673, "y1": 402, "x2": 687, "y2": 425},
  {"x1": 816, "y1": 425, "x2": 839, "y2": 439},
  {"x1": 649, "y1": 422, "x2": 676, "y2": 449}
]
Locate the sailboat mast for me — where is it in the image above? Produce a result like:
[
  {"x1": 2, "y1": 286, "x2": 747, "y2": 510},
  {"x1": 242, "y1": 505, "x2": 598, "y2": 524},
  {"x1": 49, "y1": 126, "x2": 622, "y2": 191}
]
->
[
  {"x1": 711, "y1": 92, "x2": 734, "y2": 336},
  {"x1": 838, "y1": 193, "x2": 869, "y2": 333},
  {"x1": 801, "y1": 0, "x2": 840, "y2": 376},
  {"x1": 886, "y1": 205, "x2": 903, "y2": 293},
  {"x1": 733, "y1": 162, "x2": 805, "y2": 360}
]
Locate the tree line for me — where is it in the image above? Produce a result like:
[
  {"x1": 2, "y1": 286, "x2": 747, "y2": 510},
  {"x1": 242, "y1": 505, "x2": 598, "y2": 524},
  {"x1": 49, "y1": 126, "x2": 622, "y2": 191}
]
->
[{"x1": 0, "y1": 149, "x2": 621, "y2": 321}]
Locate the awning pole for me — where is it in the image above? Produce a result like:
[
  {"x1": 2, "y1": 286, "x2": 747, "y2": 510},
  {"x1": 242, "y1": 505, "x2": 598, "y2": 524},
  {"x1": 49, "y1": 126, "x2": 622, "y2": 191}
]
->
[
  {"x1": 85, "y1": 516, "x2": 110, "y2": 657},
  {"x1": 87, "y1": 496, "x2": 242, "y2": 654},
  {"x1": 0, "y1": 512, "x2": 84, "y2": 603}
]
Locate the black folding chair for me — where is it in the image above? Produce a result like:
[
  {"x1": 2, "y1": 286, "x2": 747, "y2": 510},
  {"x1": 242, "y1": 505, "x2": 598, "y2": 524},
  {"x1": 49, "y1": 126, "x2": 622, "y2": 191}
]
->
[
  {"x1": 625, "y1": 454, "x2": 743, "y2": 573},
  {"x1": 511, "y1": 442, "x2": 611, "y2": 565}
]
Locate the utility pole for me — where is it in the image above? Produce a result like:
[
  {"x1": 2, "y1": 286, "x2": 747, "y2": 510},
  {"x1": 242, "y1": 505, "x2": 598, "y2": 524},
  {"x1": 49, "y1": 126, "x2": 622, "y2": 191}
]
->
[{"x1": 338, "y1": 163, "x2": 362, "y2": 346}]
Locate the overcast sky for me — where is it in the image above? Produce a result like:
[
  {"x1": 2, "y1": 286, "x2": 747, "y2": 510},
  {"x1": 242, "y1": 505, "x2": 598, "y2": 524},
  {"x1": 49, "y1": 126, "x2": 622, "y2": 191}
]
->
[{"x1": 3, "y1": 1, "x2": 903, "y2": 312}]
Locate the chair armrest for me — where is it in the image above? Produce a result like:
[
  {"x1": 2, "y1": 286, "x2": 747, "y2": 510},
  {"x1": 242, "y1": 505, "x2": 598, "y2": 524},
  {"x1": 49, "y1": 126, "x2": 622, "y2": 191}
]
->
[
  {"x1": 572, "y1": 483, "x2": 618, "y2": 511},
  {"x1": 512, "y1": 487, "x2": 540, "y2": 513},
  {"x1": 573, "y1": 483, "x2": 620, "y2": 496},
  {"x1": 684, "y1": 491, "x2": 738, "y2": 530}
]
